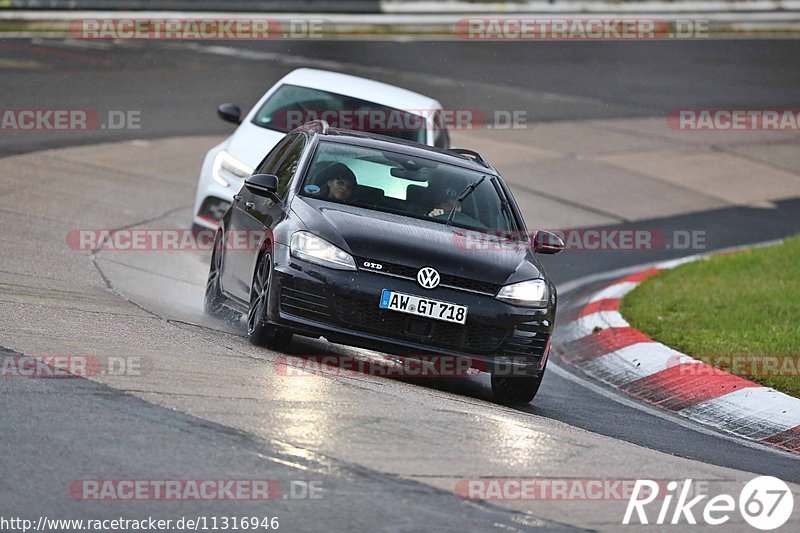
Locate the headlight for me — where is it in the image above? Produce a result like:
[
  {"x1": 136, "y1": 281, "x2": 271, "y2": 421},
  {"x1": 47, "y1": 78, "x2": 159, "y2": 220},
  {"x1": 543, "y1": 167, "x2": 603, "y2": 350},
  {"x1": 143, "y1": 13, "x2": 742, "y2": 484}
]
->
[
  {"x1": 496, "y1": 279, "x2": 549, "y2": 307},
  {"x1": 211, "y1": 150, "x2": 253, "y2": 188},
  {"x1": 290, "y1": 231, "x2": 356, "y2": 271}
]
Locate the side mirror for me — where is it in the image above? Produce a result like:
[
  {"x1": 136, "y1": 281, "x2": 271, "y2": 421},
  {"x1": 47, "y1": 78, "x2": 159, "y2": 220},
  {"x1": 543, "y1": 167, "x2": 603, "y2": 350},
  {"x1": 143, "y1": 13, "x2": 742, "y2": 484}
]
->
[
  {"x1": 217, "y1": 103, "x2": 242, "y2": 125},
  {"x1": 533, "y1": 230, "x2": 564, "y2": 255},
  {"x1": 244, "y1": 174, "x2": 279, "y2": 196}
]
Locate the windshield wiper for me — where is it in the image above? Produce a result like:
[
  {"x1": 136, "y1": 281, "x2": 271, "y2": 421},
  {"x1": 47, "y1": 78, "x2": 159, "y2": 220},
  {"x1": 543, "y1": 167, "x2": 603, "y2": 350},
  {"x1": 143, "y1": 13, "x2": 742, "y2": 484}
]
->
[
  {"x1": 446, "y1": 175, "x2": 486, "y2": 226},
  {"x1": 488, "y1": 177, "x2": 518, "y2": 238}
]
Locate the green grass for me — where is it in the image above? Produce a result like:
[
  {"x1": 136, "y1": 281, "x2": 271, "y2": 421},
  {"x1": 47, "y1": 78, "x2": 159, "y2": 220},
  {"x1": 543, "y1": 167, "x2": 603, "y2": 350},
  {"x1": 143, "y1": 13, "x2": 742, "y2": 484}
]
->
[{"x1": 619, "y1": 237, "x2": 800, "y2": 398}]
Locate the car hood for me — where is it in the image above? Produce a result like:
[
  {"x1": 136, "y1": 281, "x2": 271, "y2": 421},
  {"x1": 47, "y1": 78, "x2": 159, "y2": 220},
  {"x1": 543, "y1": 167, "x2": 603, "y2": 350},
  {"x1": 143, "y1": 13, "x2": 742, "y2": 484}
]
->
[
  {"x1": 291, "y1": 198, "x2": 542, "y2": 286},
  {"x1": 225, "y1": 122, "x2": 287, "y2": 169}
]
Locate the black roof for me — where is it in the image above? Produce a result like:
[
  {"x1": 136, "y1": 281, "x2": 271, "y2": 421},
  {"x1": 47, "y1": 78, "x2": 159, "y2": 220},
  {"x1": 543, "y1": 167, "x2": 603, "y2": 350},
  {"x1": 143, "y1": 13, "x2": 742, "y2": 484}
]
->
[{"x1": 292, "y1": 122, "x2": 497, "y2": 175}]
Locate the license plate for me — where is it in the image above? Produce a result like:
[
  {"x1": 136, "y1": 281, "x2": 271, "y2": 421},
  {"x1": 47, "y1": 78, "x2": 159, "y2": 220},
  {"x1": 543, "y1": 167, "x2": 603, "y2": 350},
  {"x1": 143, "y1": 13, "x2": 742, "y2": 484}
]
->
[{"x1": 379, "y1": 289, "x2": 468, "y2": 325}]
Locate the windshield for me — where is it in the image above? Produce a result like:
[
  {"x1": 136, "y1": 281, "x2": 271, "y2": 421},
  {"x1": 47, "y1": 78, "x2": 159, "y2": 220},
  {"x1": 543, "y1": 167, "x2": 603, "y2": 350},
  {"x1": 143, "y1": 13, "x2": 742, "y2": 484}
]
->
[
  {"x1": 298, "y1": 140, "x2": 517, "y2": 233},
  {"x1": 251, "y1": 84, "x2": 427, "y2": 144}
]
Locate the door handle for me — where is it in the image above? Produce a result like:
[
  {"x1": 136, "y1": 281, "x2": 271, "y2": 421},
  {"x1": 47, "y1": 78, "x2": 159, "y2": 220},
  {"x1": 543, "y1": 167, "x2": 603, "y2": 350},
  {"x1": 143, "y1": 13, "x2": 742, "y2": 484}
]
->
[
  {"x1": 245, "y1": 201, "x2": 255, "y2": 210},
  {"x1": 233, "y1": 194, "x2": 242, "y2": 202}
]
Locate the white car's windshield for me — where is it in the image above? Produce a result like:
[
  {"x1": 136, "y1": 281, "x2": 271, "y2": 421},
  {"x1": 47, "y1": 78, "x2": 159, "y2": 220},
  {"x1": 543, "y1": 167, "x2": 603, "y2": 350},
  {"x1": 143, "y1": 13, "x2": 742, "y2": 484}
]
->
[
  {"x1": 252, "y1": 84, "x2": 427, "y2": 144},
  {"x1": 299, "y1": 140, "x2": 517, "y2": 233}
]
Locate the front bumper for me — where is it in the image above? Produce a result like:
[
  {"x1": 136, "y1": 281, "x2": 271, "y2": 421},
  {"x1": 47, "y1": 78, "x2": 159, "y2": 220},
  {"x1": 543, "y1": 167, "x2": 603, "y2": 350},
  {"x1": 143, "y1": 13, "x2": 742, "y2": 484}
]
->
[{"x1": 267, "y1": 244, "x2": 555, "y2": 376}]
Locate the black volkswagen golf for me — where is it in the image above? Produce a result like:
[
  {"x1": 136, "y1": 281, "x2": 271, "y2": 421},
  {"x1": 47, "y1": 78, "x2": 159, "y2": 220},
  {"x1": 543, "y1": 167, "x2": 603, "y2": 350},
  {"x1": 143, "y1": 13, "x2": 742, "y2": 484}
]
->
[{"x1": 205, "y1": 121, "x2": 564, "y2": 403}]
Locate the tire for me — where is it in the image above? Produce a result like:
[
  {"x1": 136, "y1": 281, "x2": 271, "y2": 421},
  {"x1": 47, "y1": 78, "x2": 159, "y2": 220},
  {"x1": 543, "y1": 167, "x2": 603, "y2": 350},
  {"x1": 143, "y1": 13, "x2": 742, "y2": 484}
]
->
[
  {"x1": 491, "y1": 373, "x2": 543, "y2": 404},
  {"x1": 191, "y1": 223, "x2": 214, "y2": 240},
  {"x1": 204, "y1": 230, "x2": 241, "y2": 322},
  {"x1": 247, "y1": 254, "x2": 292, "y2": 350}
]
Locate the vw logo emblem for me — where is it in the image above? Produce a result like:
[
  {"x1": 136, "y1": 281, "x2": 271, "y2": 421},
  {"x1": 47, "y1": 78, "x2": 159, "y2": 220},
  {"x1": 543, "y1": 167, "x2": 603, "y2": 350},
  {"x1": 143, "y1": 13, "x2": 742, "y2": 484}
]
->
[{"x1": 417, "y1": 267, "x2": 440, "y2": 289}]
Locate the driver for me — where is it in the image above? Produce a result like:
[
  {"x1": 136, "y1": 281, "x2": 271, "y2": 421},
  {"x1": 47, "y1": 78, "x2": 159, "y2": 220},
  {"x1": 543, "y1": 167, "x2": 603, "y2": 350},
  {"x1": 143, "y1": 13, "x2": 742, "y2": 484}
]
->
[{"x1": 317, "y1": 163, "x2": 357, "y2": 201}]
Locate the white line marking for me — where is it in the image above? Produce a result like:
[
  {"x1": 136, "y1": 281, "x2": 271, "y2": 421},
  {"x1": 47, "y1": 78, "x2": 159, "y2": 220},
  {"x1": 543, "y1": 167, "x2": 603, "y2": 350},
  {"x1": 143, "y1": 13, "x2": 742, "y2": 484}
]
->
[
  {"x1": 587, "y1": 281, "x2": 640, "y2": 302},
  {"x1": 558, "y1": 310, "x2": 629, "y2": 343},
  {"x1": 579, "y1": 309, "x2": 629, "y2": 329},
  {"x1": 681, "y1": 387, "x2": 800, "y2": 440},
  {"x1": 581, "y1": 342, "x2": 694, "y2": 387}
]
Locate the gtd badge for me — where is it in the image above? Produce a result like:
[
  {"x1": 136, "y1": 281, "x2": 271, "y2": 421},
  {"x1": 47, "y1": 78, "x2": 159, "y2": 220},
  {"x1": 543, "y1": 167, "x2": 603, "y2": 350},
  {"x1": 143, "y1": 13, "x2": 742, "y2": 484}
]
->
[{"x1": 417, "y1": 267, "x2": 440, "y2": 289}]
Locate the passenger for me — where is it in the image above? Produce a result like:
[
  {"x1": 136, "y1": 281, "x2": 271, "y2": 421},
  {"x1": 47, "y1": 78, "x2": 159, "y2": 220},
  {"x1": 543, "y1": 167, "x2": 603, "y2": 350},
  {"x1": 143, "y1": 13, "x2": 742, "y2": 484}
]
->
[{"x1": 427, "y1": 197, "x2": 461, "y2": 218}]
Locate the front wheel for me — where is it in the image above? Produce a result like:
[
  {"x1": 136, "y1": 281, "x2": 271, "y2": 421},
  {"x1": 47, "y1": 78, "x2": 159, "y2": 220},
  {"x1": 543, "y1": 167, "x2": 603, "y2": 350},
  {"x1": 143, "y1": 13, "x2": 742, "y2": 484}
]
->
[
  {"x1": 204, "y1": 230, "x2": 241, "y2": 322},
  {"x1": 491, "y1": 373, "x2": 543, "y2": 404},
  {"x1": 247, "y1": 254, "x2": 292, "y2": 351}
]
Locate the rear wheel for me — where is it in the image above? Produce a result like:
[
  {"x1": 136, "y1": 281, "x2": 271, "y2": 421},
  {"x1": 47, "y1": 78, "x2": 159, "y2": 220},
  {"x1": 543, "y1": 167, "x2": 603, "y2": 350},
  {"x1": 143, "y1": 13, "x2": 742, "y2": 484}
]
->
[
  {"x1": 247, "y1": 254, "x2": 292, "y2": 350},
  {"x1": 204, "y1": 230, "x2": 240, "y2": 322},
  {"x1": 491, "y1": 373, "x2": 543, "y2": 404}
]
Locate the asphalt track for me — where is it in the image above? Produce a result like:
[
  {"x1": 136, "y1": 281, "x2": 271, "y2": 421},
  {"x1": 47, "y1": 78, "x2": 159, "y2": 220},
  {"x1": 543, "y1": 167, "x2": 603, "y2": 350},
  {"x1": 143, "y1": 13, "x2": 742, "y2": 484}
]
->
[
  {"x1": 2, "y1": 37, "x2": 800, "y2": 531},
  {"x1": 4, "y1": 38, "x2": 800, "y2": 156}
]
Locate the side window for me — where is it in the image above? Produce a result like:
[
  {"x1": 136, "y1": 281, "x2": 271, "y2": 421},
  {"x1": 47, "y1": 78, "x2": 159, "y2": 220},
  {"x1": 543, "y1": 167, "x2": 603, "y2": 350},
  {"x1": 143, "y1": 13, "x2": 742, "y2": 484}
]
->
[
  {"x1": 256, "y1": 134, "x2": 296, "y2": 175},
  {"x1": 273, "y1": 136, "x2": 307, "y2": 197},
  {"x1": 433, "y1": 111, "x2": 450, "y2": 149}
]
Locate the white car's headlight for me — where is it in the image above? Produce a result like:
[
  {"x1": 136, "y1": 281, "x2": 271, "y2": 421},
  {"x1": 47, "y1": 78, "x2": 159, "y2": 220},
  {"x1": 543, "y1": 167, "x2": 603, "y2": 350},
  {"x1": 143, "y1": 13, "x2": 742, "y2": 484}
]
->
[
  {"x1": 290, "y1": 231, "x2": 356, "y2": 271},
  {"x1": 212, "y1": 150, "x2": 253, "y2": 188},
  {"x1": 496, "y1": 279, "x2": 549, "y2": 307}
]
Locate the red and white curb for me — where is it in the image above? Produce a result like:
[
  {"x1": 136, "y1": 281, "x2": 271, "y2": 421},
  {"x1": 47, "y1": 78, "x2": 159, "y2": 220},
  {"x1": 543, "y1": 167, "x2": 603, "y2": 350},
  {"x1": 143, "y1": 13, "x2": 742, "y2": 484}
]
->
[{"x1": 556, "y1": 253, "x2": 800, "y2": 454}]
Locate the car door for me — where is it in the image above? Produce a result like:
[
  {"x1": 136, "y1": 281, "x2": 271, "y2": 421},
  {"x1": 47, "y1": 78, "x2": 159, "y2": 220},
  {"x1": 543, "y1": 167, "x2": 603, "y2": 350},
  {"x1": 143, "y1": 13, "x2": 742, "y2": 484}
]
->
[
  {"x1": 222, "y1": 134, "x2": 298, "y2": 301},
  {"x1": 241, "y1": 134, "x2": 308, "y2": 296}
]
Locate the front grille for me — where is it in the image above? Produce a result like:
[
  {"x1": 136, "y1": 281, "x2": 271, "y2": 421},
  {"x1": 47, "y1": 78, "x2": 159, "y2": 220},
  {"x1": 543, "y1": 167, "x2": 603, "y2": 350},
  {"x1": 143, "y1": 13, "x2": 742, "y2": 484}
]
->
[
  {"x1": 335, "y1": 294, "x2": 508, "y2": 354},
  {"x1": 336, "y1": 294, "x2": 406, "y2": 332},
  {"x1": 354, "y1": 257, "x2": 501, "y2": 295},
  {"x1": 440, "y1": 273, "x2": 500, "y2": 295},
  {"x1": 466, "y1": 325, "x2": 509, "y2": 353},
  {"x1": 280, "y1": 279, "x2": 332, "y2": 320}
]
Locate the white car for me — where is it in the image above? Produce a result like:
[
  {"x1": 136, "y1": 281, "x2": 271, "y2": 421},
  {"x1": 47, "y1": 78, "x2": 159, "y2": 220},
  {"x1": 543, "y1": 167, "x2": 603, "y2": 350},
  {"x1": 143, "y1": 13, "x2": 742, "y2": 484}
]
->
[{"x1": 192, "y1": 68, "x2": 449, "y2": 231}]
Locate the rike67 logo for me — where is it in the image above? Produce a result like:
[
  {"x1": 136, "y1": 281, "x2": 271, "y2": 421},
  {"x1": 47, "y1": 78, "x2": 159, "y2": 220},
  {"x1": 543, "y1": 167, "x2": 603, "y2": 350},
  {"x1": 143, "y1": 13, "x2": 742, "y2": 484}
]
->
[{"x1": 624, "y1": 476, "x2": 794, "y2": 530}]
